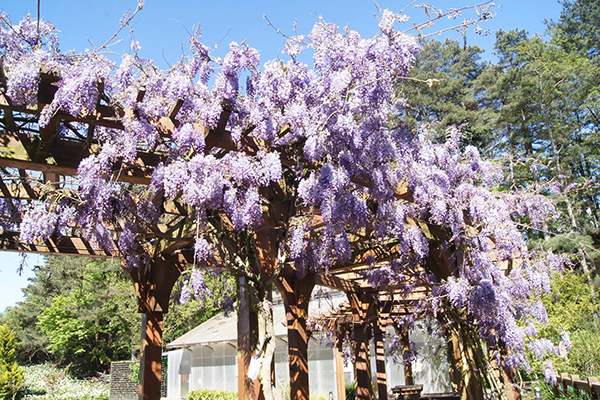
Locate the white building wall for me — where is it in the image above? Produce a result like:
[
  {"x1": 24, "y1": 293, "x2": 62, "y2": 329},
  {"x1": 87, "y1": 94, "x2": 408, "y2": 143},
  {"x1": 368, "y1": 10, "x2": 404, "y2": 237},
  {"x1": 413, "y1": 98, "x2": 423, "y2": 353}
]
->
[
  {"x1": 189, "y1": 343, "x2": 238, "y2": 392},
  {"x1": 166, "y1": 321, "x2": 452, "y2": 399},
  {"x1": 308, "y1": 340, "x2": 336, "y2": 398},
  {"x1": 166, "y1": 349, "x2": 183, "y2": 398}
]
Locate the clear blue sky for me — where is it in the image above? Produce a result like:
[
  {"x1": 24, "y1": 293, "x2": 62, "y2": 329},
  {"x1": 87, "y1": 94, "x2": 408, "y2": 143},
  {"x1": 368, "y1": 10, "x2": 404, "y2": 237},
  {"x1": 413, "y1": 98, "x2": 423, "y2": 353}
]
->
[{"x1": 0, "y1": 0, "x2": 563, "y2": 313}]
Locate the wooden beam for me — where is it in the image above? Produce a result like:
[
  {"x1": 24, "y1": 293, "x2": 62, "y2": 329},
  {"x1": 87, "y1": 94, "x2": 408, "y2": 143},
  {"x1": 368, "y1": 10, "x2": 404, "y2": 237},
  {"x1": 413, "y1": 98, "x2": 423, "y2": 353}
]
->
[
  {"x1": 315, "y1": 271, "x2": 365, "y2": 294},
  {"x1": 0, "y1": 231, "x2": 117, "y2": 258},
  {"x1": 0, "y1": 156, "x2": 152, "y2": 185},
  {"x1": 130, "y1": 255, "x2": 185, "y2": 314},
  {"x1": 353, "y1": 322, "x2": 372, "y2": 400}
]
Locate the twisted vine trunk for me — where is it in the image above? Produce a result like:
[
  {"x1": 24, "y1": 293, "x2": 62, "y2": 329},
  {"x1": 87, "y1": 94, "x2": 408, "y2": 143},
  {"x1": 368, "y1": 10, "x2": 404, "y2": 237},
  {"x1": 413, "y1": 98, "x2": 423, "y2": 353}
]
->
[
  {"x1": 441, "y1": 308, "x2": 508, "y2": 400},
  {"x1": 257, "y1": 297, "x2": 277, "y2": 400}
]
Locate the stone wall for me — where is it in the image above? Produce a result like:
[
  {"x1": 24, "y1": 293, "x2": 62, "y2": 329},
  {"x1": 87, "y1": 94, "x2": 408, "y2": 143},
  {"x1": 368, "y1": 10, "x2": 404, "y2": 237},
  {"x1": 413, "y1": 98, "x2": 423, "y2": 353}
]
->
[
  {"x1": 109, "y1": 361, "x2": 138, "y2": 400},
  {"x1": 109, "y1": 360, "x2": 167, "y2": 399}
]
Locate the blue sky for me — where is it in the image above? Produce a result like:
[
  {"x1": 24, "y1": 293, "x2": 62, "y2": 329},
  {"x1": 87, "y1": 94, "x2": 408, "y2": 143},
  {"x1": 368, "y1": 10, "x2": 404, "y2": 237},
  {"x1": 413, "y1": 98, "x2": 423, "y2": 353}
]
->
[{"x1": 0, "y1": 0, "x2": 564, "y2": 313}]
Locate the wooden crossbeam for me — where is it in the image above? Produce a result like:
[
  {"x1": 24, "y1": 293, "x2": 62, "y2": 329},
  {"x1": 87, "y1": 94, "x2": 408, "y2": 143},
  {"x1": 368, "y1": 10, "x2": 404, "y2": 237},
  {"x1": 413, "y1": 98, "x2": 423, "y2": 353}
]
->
[
  {"x1": 0, "y1": 231, "x2": 118, "y2": 258},
  {"x1": 315, "y1": 271, "x2": 366, "y2": 294}
]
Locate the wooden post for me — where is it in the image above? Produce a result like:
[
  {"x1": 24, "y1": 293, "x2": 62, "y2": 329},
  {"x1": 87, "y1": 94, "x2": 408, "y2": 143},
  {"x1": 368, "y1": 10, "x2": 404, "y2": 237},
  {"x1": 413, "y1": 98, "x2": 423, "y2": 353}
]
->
[
  {"x1": 374, "y1": 321, "x2": 387, "y2": 400},
  {"x1": 238, "y1": 276, "x2": 252, "y2": 400},
  {"x1": 139, "y1": 312, "x2": 163, "y2": 400},
  {"x1": 130, "y1": 255, "x2": 184, "y2": 400},
  {"x1": 347, "y1": 293, "x2": 374, "y2": 400},
  {"x1": 587, "y1": 377, "x2": 598, "y2": 400},
  {"x1": 276, "y1": 273, "x2": 315, "y2": 400},
  {"x1": 334, "y1": 330, "x2": 346, "y2": 400},
  {"x1": 400, "y1": 326, "x2": 414, "y2": 386},
  {"x1": 353, "y1": 322, "x2": 372, "y2": 400}
]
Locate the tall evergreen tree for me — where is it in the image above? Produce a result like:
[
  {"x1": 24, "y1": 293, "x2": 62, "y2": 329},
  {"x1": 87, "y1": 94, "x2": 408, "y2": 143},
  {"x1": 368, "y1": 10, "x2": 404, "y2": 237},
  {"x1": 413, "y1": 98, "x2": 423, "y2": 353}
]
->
[
  {"x1": 489, "y1": 29, "x2": 600, "y2": 277},
  {"x1": 549, "y1": 0, "x2": 600, "y2": 61},
  {"x1": 396, "y1": 38, "x2": 497, "y2": 151}
]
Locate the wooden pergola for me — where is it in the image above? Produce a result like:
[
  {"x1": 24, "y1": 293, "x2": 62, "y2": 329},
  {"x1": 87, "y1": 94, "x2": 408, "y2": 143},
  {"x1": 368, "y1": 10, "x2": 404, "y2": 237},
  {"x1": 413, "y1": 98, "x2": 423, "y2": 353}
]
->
[{"x1": 0, "y1": 67, "x2": 491, "y2": 400}]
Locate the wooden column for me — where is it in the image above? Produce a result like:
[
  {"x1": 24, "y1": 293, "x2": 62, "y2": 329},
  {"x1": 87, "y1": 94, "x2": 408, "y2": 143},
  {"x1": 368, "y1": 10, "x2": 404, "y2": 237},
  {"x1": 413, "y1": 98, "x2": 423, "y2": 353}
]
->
[
  {"x1": 373, "y1": 321, "x2": 387, "y2": 400},
  {"x1": 353, "y1": 322, "x2": 372, "y2": 400},
  {"x1": 334, "y1": 329, "x2": 346, "y2": 400},
  {"x1": 276, "y1": 273, "x2": 315, "y2": 400},
  {"x1": 400, "y1": 326, "x2": 414, "y2": 386},
  {"x1": 348, "y1": 293, "x2": 374, "y2": 400},
  {"x1": 238, "y1": 276, "x2": 252, "y2": 400},
  {"x1": 139, "y1": 312, "x2": 163, "y2": 400},
  {"x1": 130, "y1": 255, "x2": 185, "y2": 400}
]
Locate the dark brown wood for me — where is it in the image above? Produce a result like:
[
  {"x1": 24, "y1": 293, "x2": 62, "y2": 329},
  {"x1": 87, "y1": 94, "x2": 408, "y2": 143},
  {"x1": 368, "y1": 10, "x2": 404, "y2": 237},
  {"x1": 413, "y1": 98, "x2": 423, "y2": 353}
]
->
[
  {"x1": 168, "y1": 99, "x2": 185, "y2": 120},
  {"x1": 400, "y1": 325, "x2": 414, "y2": 386},
  {"x1": 139, "y1": 312, "x2": 163, "y2": 400},
  {"x1": 131, "y1": 255, "x2": 185, "y2": 314},
  {"x1": 446, "y1": 329, "x2": 461, "y2": 395},
  {"x1": 353, "y1": 322, "x2": 372, "y2": 400},
  {"x1": 550, "y1": 373, "x2": 600, "y2": 400},
  {"x1": 237, "y1": 276, "x2": 251, "y2": 400},
  {"x1": 346, "y1": 292, "x2": 374, "y2": 400},
  {"x1": 276, "y1": 274, "x2": 315, "y2": 400},
  {"x1": 0, "y1": 231, "x2": 117, "y2": 257},
  {"x1": 315, "y1": 271, "x2": 365, "y2": 294},
  {"x1": 374, "y1": 321, "x2": 388, "y2": 400}
]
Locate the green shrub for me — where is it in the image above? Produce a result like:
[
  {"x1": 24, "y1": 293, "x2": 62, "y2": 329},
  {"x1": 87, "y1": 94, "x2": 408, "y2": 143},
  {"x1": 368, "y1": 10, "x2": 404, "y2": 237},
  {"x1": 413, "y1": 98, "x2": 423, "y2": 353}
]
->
[
  {"x1": 345, "y1": 383, "x2": 355, "y2": 400},
  {"x1": 186, "y1": 388, "x2": 238, "y2": 400},
  {"x1": 0, "y1": 325, "x2": 24, "y2": 399}
]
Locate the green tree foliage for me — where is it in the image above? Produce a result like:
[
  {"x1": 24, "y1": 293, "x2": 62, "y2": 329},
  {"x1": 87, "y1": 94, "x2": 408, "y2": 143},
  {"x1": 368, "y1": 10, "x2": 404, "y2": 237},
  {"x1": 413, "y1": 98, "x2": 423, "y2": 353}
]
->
[
  {"x1": 404, "y1": 14, "x2": 600, "y2": 379},
  {"x1": 532, "y1": 272, "x2": 600, "y2": 377},
  {"x1": 0, "y1": 325, "x2": 24, "y2": 400},
  {"x1": 164, "y1": 270, "x2": 236, "y2": 345},
  {"x1": 549, "y1": 0, "x2": 600, "y2": 61},
  {"x1": 396, "y1": 39, "x2": 497, "y2": 151},
  {"x1": 0, "y1": 256, "x2": 235, "y2": 377},
  {"x1": 489, "y1": 29, "x2": 600, "y2": 278},
  {"x1": 0, "y1": 257, "x2": 139, "y2": 376}
]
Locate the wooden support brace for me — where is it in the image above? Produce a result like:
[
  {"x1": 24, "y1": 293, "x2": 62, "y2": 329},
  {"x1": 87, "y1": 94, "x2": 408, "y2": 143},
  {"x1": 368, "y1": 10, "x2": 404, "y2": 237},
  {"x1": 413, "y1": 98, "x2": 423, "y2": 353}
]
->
[
  {"x1": 137, "y1": 88, "x2": 146, "y2": 103},
  {"x1": 168, "y1": 99, "x2": 184, "y2": 120}
]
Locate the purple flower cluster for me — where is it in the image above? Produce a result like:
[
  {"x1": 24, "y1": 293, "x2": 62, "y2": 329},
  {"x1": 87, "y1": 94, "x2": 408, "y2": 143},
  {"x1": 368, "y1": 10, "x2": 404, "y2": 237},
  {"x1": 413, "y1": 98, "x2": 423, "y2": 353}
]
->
[{"x1": 543, "y1": 360, "x2": 557, "y2": 385}]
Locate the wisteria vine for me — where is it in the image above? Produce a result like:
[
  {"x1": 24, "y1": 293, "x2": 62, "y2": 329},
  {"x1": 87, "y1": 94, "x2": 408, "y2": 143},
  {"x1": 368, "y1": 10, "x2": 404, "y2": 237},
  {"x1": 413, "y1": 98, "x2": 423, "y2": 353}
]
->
[{"x1": 0, "y1": 1, "x2": 566, "y2": 390}]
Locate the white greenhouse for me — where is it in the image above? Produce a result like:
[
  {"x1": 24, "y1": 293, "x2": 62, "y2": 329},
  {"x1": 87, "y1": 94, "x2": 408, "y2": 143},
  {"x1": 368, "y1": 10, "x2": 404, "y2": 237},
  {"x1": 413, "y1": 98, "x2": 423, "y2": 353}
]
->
[{"x1": 164, "y1": 290, "x2": 451, "y2": 399}]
